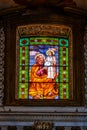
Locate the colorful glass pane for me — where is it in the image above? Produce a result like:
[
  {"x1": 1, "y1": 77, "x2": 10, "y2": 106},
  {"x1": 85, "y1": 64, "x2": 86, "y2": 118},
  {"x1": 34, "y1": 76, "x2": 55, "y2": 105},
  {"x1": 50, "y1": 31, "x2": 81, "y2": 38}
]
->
[{"x1": 18, "y1": 37, "x2": 70, "y2": 99}]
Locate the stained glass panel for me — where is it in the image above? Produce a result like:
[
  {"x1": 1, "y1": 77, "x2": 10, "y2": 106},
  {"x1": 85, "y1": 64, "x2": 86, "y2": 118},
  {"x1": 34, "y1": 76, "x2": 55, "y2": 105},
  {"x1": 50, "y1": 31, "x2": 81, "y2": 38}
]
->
[{"x1": 17, "y1": 37, "x2": 70, "y2": 99}]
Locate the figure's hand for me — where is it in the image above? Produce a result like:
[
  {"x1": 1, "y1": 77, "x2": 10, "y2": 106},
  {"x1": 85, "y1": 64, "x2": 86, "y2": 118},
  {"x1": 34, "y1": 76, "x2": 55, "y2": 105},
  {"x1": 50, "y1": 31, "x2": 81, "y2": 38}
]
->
[
  {"x1": 42, "y1": 67, "x2": 47, "y2": 74},
  {"x1": 42, "y1": 67, "x2": 47, "y2": 70},
  {"x1": 29, "y1": 80, "x2": 32, "y2": 82}
]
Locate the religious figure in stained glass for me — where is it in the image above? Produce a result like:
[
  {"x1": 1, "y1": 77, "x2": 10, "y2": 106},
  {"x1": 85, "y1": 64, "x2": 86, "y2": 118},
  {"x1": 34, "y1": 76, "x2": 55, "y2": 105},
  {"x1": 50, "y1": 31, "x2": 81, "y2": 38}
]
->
[
  {"x1": 44, "y1": 48, "x2": 57, "y2": 79},
  {"x1": 16, "y1": 24, "x2": 73, "y2": 100},
  {"x1": 29, "y1": 51, "x2": 58, "y2": 99}
]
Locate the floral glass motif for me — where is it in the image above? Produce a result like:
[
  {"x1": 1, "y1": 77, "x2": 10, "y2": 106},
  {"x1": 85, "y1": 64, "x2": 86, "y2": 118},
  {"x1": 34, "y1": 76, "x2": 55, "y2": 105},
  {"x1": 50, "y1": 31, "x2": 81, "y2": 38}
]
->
[{"x1": 18, "y1": 37, "x2": 69, "y2": 99}]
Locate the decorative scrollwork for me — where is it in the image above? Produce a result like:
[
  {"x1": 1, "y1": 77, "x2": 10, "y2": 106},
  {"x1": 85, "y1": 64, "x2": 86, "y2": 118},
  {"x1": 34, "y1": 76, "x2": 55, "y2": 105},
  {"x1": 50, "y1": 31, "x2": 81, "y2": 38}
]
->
[
  {"x1": 17, "y1": 24, "x2": 71, "y2": 37},
  {"x1": 0, "y1": 27, "x2": 5, "y2": 106}
]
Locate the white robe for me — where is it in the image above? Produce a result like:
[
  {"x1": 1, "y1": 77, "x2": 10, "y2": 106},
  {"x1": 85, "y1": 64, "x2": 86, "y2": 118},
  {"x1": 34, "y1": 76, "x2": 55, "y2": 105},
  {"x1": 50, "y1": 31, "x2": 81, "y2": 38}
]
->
[{"x1": 44, "y1": 56, "x2": 56, "y2": 79}]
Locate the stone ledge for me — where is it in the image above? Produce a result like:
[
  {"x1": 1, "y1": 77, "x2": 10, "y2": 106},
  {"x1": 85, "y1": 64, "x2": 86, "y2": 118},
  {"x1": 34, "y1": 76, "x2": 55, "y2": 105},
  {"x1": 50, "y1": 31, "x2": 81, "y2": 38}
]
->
[
  {"x1": 0, "y1": 106, "x2": 87, "y2": 113},
  {"x1": 0, "y1": 111, "x2": 87, "y2": 122}
]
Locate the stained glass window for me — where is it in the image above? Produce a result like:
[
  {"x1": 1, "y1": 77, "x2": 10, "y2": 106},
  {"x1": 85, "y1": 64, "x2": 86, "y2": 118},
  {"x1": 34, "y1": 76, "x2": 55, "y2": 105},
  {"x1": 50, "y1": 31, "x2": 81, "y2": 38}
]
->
[
  {"x1": 16, "y1": 24, "x2": 73, "y2": 100},
  {"x1": 17, "y1": 36, "x2": 69, "y2": 99}
]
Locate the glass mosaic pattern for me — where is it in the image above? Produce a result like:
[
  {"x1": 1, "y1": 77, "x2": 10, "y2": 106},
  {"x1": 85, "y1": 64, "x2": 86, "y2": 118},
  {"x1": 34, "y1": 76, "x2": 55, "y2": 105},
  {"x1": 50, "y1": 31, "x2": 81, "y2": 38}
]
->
[{"x1": 18, "y1": 37, "x2": 69, "y2": 99}]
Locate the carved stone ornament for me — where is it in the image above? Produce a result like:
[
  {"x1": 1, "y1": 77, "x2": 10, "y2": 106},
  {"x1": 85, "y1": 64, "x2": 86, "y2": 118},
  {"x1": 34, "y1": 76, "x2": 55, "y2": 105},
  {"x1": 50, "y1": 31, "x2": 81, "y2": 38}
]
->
[
  {"x1": 17, "y1": 24, "x2": 72, "y2": 37},
  {"x1": 84, "y1": 26, "x2": 87, "y2": 106},
  {"x1": 33, "y1": 121, "x2": 53, "y2": 130},
  {"x1": 0, "y1": 27, "x2": 5, "y2": 106}
]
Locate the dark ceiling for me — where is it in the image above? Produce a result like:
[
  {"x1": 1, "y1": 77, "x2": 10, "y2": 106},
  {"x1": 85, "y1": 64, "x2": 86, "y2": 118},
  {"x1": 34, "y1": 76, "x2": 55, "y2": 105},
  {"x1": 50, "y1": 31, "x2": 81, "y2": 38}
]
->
[{"x1": 0, "y1": 0, "x2": 87, "y2": 10}]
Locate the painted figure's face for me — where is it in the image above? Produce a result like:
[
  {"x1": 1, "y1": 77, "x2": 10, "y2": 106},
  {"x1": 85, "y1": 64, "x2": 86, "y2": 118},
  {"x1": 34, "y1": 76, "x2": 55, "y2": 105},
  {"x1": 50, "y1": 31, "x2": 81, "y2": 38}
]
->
[
  {"x1": 36, "y1": 56, "x2": 44, "y2": 65},
  {"x1": 48, "y1": 51, "x2": 53, "y2": 56}
]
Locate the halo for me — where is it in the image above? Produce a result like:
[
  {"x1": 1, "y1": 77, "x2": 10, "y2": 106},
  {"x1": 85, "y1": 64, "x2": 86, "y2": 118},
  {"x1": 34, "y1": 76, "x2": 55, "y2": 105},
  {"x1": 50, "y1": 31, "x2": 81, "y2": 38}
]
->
[
  {"x1": 46, "y1": 49, "x2": 54, "y2": 55},
  {"x1": 35, "y1": 53, "x2": 45, "y2": 60}
]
